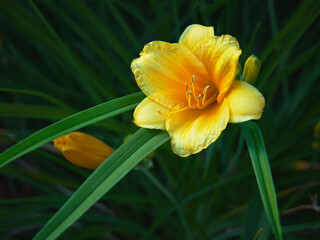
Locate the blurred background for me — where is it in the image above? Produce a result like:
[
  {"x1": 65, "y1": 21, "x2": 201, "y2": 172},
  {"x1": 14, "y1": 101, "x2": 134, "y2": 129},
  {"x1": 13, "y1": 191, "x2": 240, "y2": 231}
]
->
[{"x1": 0, "y1": 0, "x2": 319, "y2": 239}]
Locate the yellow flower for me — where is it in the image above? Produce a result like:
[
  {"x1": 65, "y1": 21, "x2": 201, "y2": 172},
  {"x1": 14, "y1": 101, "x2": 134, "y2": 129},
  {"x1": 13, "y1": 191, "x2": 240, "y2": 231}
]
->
[
  {"x1": 132, "y1": 24, "x2": 265, "y2": 157},
  {"x1": 53, "y1": 132, "x2": 114, "y2": 169}
]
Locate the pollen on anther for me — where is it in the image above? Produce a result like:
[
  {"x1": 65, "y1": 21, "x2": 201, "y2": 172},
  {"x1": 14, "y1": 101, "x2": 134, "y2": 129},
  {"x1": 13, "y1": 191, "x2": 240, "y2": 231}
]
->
[
  {"x1": 203, "y1": 85, "x2": 210, "y2": 94},
  {"x1": 192, "y1": 75, "x2": 196, "y2": 85}
]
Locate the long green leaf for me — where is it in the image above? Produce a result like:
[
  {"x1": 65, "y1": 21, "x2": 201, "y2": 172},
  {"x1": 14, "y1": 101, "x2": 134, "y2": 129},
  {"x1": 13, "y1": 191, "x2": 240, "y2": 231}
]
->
[
  {"x1": 0, "y1": 92, "x2": 144, "y2": 167},
  {"x1": 0, "y1": 103, "x2": 132, "y2": 133},
  {"x1": 0, "y1": 87, "x2": 74, "y2": 111},
  {"x1": 282, "y1": 221, "x2": 320, "y2": 233},
  {"x1": 0, "y1": 104, "x2": 71, "y2": 119},
  {"x1": 241, "y1": 121, "x2": 282, "y2": 240},
  {"x1": 34, "y1": 128, "x2": 169, "y2": 240}
]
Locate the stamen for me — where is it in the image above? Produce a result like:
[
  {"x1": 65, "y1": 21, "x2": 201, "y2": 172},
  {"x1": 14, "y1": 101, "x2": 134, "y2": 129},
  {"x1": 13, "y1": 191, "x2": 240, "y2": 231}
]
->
[
  {"x1": 188, "y1": 91, "x2": 192, "y2": 107},
  {"x1": 191, "y1": 78, "x2": 197, "y2": 100},
  {"x1": 192, "y1": 75, "x2": 196, "y2": 85},
  {"x1": 202, "y1": 85, "x2": 210, "y2": 106},
  {"x1": 198, "y1": 91, "x2": 218, "y2": 109},
  {"x1": 203, "y1": 85, "x2": 210, "y2": 94},
  {"x1": 197, "y1": 100, "x2": 201, "y2": 109},
  {"x1": 195, "y1": 94, "x2": 202, "y2": 108},
  {"x1": 183, "y1": 76, "x2": 217, "y2": 110}
]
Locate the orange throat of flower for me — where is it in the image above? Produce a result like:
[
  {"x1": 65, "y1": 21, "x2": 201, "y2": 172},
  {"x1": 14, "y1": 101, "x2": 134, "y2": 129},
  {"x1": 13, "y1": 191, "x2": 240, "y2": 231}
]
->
[{"x1": 159, "y1": 75, "x2": 219, "y2": 116}]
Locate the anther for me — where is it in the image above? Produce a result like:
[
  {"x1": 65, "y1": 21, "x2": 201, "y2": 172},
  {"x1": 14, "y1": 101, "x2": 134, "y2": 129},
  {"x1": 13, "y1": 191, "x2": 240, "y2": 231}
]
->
[
  {"x1": 185, "y1": 82, "x2": 188, "y2": 92},
  {"x1": 188, "y1": 91, "x2": 192, "y2": 107},
  {"x1": 202, "y1": 85, "x2": 210, "y2": 105},
  {"x1": 190, "y1": 76, "x2": 197, "y2": 100},
  {"x1": 203, "y1": 85, "x2": 210, "y2": 94},
  {"x1": 196, "y1": 94, "x2": 202, "y2": 101},
  {"x1": 192, "y1": 75, "x2": 196, "y2": 85}
]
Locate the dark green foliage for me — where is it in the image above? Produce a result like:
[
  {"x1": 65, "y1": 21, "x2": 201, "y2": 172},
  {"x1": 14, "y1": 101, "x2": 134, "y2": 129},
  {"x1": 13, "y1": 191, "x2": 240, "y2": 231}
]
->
[{"x1": 0, "y1": 0, "x2": 319, "y2": 239}]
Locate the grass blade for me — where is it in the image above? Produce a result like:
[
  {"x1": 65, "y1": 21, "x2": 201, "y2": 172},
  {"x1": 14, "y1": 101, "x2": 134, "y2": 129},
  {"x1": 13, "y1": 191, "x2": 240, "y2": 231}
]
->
[
  {"x1": 33, "y1": 128, "x2": 169, "y2": 240},
  {"x1": 0, "y1": 104, "x2": 71, "y2": 120},
  {"x1": 0, "y1": 88, "x2": 74, "y2": 111},
  {"x1": 0, "y1": 92, "x2": 144, "y2": 167},
  {"x1": 282, "y1": 221, "x2": 320, "y2": 233},
  {"x1": 241, "y1": 121, "x2": 282, "y2": 240}
]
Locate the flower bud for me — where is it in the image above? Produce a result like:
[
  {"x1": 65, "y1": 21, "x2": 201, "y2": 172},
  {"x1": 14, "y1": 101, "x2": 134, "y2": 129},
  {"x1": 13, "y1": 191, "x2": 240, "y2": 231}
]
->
[
  {"x1": 53, "y1": 132, "x2": 114, "y2": 169},
  {"x1": 312, "y1": 141, "x2": 320, "y2": 151},
  {"x1": 314, "y1": 121, "x2": 320, "y2": 140},
  {"x1": 312, "y1": 121, "x2": 320, "y2": 151},
  {"x1": 242, "y1": 55, "x2": 261, "y2": 84}
]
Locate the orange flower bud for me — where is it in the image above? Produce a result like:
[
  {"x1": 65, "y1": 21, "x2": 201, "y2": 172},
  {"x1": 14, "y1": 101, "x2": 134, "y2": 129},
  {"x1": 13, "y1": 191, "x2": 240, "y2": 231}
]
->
[{"x1": 53, "y1": 132, "x2": 114, "y2": 169}]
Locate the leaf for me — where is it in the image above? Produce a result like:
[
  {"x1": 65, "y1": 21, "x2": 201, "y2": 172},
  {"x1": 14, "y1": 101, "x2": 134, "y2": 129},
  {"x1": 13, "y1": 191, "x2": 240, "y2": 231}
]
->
[
  {"x1": 33, "y1": 128, "x2": 169, "y2": 240},
  {"x1": 0, "y1": 92, "x2": 144, "y2": 167},
  {"x1": 282, "y1": 221, "x2": 320, "y2": 233},
  {"x1": 0, "y1": 103, "x2": 132, "y2": 133},
  {"x1": 241, "y1": 190, "x2": 263, "y2": 240},
  {"x1": 0, "y1": 104, "x2": 72, "y2": 119},
  {"x1": 0, "y1": 87, "x2": 74, "y2": 111},
  {"x1": 241, "y1": 121, "x2": 282, "y2": 240}
]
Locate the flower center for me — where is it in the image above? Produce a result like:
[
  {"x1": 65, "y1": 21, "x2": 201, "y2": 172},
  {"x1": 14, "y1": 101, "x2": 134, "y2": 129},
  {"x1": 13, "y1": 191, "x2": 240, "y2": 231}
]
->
[
  {"x1": 185, "y1": 75, "x2": 218, "y2": 110},
  {"x1": 158, "y1": 75, "x2": 218, "y2": 117}
]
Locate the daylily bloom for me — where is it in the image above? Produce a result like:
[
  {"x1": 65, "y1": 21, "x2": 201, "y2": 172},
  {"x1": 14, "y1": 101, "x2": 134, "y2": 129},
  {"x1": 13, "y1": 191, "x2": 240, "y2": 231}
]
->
[
  {"x1": 132, "y1": 24, "x2": 265, "y2": 157},
  {"x1": 53, "y1": 132, "x2": 114, "y2": 169}
]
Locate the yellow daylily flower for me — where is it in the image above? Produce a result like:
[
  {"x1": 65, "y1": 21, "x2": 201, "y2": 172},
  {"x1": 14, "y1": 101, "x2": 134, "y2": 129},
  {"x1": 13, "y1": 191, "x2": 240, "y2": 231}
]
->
[
  {"x1": 132, "y1": 24, "x2": 265, "y2": 157},
  {"x1": 53, "y1": 132, "x2": 114, "y2": 169}
]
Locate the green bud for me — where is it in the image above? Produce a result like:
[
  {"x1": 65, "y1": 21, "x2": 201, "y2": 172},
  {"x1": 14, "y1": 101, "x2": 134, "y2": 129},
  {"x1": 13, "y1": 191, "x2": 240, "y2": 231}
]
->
[
  {"x1": 314, "y1": 121, "x2": 320, "y2": 140},
  {"x1": 312, "y1": 141, "x2": 320, "y2": 151},
  {"x1": 242, "y1": 55, "x2": 261, "y2": 84}
]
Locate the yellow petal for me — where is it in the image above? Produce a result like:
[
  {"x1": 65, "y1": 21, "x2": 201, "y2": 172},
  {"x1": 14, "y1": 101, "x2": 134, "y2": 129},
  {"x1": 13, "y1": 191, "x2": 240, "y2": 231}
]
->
[
  {"x1": 61, "y1": 148, "x2": 108, "y2": 169},
  {"x1": 134, "y1": 97, "x2": 169, "y2": 130},
  {"x1": 179, "y1": 24, "x2": 214, "y2": 51},
  {"x1": 53, "y1": 132, "x2": 114, "y2": 169},
  {"x1": 193, "y1": 35, "x2": 241, "y2": 103},
  {"x1": 165, "y1": 100, "x2": 229, "y2": 157},
  {"x1": 226, "y1": 80, "x2": 265, "y2": 123},
  {"x1": 131, "y1": 41, "x2": 211, "y2": 109}
]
